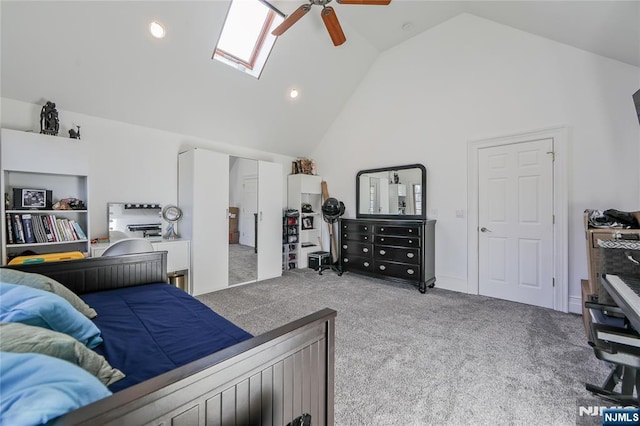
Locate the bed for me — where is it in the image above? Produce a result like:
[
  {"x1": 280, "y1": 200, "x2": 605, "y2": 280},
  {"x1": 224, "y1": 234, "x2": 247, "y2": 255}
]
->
[{"x1": 1, "y1": 251, "x2": 336, "y2": 425}]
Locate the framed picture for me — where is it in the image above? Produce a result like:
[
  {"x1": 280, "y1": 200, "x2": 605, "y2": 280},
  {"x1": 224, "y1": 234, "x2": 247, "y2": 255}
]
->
[
  {"x1": 302, "y1": 217, "x2": 314, "y2": 230},
  {"x1": 12, "y1": 188, "x2": 52, "y2": 210}
]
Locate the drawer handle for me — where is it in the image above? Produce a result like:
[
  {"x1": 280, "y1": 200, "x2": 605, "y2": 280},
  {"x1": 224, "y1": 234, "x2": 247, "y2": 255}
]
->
[
  {"x1": 381, "y1": 228, "x2": 385, "y2": 231},
  {"x1": 380, "y1": 238, "x2": 385, "y2": 242},
  {"x1": 626, "y1": 251, "x2": 640, "y2": 265},
  {"x1": 409, "y1": 229, "x2": 413, "y2": 233},
  {"x1": 363, "y1": 247, "x2": 369, "y2": 253},
  {"x1": 408, "y1": 240, "x2": 413, "y2": 244},
  {"x1": 364, "y1": 236, "x2": 368, "y2": 240},
  {"x1": 379, "y1": 250, "x2": 386, "y2": 255},
  {"x1": 364, "y1": 226, "x2": 368, "y2": 231},
  {"x1": 407, "y1": 269, "x2": 415, "y2": 275},
  {"x1": 343, "y1": 245, "x2": 348, "y2": 249},
  {"x1": 407, "y1": 253, "x2": 414, "y2": 259},
  {"x1": 343, "y1": 258, "x2": 349, "y2": 263},
  {"x1": 379, "y1": 265, "x2": 386, "y2": 271},
  {"x1": 364, "y1": 262, "x2": 370, "y2": 267}
]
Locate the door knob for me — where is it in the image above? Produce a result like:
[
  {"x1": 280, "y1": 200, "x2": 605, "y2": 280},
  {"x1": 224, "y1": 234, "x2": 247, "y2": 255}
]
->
[{"x1": 480, "y1": 227, "x2": 491, "y2": 233}]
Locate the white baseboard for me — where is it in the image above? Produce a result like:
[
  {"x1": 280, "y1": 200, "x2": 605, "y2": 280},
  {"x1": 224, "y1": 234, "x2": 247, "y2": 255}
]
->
[
  {"x1": 434, "y1": 275, "x2": 469, "y2": 294},
  {"x1": 568, "y1": 295, "x2": 583, "y2": 315}
]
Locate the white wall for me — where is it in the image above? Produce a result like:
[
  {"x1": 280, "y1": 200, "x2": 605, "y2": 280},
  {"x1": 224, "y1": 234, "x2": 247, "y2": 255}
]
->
[
  {"x1": 1, "y1": 98, "x2": 295, "y2": 240},
  {"x1": 311, "y1": 14, "x2": 640, "y2": 312}
]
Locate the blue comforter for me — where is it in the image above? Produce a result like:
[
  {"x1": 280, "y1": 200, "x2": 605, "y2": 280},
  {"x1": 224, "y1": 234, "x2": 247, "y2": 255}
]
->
[{"x1": 81, "y1": 283, "x2": 252, "y2": 392}]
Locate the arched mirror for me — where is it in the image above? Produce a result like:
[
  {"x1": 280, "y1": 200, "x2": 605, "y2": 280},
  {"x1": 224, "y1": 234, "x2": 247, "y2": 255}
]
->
[
  {"x1": 356, "y1": 164, "x2": 426, "y2": 220},
  {"x1": 228, "y1": 157, "x2": 258, "y2": 285}
]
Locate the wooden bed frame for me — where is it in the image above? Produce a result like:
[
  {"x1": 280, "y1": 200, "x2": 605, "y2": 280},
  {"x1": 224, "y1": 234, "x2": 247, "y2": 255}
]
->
[{"x1": 4, "y1": 252, "x2": 336, "y2": 426}]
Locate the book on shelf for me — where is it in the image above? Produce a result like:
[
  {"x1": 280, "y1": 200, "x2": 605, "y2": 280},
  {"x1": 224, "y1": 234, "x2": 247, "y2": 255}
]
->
[
  {"x1": 12, "y1": 214, "x2": 25, "y2": 244},
  {"x1": 6, "y1": 213, "x2": 87, "y2": 244},
  {"x1": 5, "y1": 213, "x2": 14, "y2": 244},
  {"x1": 40, "y1": 215, "x2": 54, "y2": 242},
  {"x1": 20, "y1": 214, "x2": 36, "y2": 244},
  {"x1": 70, "y1": 220, "x2": 87, "y2": 240}
]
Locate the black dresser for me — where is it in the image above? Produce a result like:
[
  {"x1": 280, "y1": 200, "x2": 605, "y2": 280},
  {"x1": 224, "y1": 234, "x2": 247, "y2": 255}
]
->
[{"x1": 339, "y1": 218, "x2": 436, "y2": 293}]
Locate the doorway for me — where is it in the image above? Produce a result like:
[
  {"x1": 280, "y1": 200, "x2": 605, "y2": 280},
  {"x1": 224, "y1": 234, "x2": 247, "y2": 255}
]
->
[
  {"x1": 228, "y1": 157, "x2": 258, "y2": 286},
  {"x1": 467, "y1": 127, "x2": 568, "y2": 312}
]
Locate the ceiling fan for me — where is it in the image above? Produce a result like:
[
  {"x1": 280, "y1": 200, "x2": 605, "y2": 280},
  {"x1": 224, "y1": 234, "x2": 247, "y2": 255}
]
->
[{"x1": 271, "y1": 0, "x2": 391, "y2": 47}]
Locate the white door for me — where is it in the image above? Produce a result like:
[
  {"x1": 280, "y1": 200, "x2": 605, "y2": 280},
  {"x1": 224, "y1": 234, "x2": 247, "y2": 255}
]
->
[
  {"x1": 240, "y1": 177, "x2": 257, "y2": 247},
  {"x1": 178, "y1": 149, "x2": 229, "y2": 296},
  {"x1": 478, "y1": 139, "x2": 554, "y2": 308},
  {"x1": 257, "y1": 160, "x2": 282, "y2": 281}
]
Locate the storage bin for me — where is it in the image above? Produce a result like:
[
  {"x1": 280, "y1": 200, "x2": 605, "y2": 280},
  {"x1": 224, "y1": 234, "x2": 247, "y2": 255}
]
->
[
  {"x1": 308, "y1": 251, "x2": 330, "y2": 271},
  {"x1": 597, "y1": 239, "x2": 640, "y2": 304}
]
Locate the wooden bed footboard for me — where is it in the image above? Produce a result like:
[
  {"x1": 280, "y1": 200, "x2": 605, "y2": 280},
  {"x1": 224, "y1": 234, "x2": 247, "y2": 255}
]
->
[
  {"x1": 3, "y1": 253, "x2": 336, "y2": 426},
  {"x1": 57, "y1": 308, "x2": 336, "y2": 426}
]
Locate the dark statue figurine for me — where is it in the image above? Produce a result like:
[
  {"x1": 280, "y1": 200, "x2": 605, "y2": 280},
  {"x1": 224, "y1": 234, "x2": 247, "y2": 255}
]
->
[
  {"x1": 69, "y1": 125, "x2": 81, "y2": 140},
  {"x1": 40, "y1": 101, "x2": 60, "y2": 136}
]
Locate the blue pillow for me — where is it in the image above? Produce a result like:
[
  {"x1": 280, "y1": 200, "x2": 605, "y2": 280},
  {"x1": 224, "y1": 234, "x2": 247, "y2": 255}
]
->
[
  {"x1": 0, "y1": 352, "x2": 112, "y2": 425},
  {"x1": 0, "y1": 282, "x2": 102, "y2": 348}
]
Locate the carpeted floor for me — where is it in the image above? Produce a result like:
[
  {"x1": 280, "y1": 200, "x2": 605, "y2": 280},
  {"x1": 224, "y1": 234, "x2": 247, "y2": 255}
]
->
[
  {"x1": 228, "y1": 243, "x2": 257, "y2": 285},
  {"x1": 197, "y1": 268, "x2": 610, "y2": 425}
]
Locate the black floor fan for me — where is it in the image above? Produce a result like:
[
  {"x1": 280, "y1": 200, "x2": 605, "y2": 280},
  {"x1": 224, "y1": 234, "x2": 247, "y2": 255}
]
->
[{"x1": 319, "y1": 197, "x2": 345, "y2": 276}]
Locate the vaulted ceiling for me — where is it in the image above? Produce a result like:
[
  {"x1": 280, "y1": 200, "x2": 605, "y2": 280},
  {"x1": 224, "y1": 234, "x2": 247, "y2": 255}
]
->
[{"x1": 1, "y1": 1, "x2": 638, "y2": 157}]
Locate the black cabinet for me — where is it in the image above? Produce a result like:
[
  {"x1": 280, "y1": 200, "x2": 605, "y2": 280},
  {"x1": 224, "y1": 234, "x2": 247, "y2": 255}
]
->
[{"x1": 340, "y1": 218, "x2": 435, "y2": 293}]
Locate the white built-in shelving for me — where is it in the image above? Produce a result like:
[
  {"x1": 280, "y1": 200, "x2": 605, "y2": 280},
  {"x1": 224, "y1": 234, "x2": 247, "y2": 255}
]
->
[
  {"x1": 287, "y1": 174, "x2": 323, "y2": 269},
  {"x1": 1, "y1": 128, "x2": 90, "y2": 264}
]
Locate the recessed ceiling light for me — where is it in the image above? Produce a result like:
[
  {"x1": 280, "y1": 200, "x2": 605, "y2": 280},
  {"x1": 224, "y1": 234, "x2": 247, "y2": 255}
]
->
[
  {"x1": 289, "y1": 88, "x2": 299, "y2": 99},
  {"x1": 149, "y1": 21, "x2": 166, "y2": 39}
]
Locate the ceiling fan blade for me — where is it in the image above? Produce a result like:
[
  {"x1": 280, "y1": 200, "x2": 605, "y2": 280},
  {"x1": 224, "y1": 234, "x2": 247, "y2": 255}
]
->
[
  {"x1": 271, "y1": 4, "x2": 312, "y2": 36},
  {"x1": 336, "y1": 0, "x2": 391, "y2": 5},
  {"x1": 321, "y1": 7, "x2": 346, "y2": 46}
]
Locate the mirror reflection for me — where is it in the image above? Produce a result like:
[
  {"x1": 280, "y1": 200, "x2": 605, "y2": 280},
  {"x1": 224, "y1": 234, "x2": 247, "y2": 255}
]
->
[
  {"x1": 228, "y1": 157, "x2": 258, "y2": 286},
  {"x1": 357, "y1": 165, "x2": 426, "y2": 219},
  {"x1": 108, "y1": 203, "x2": 162, "y2": 241}
]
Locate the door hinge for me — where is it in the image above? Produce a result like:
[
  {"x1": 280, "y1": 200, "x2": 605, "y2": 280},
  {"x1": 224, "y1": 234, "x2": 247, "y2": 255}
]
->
[
  {"x1": 552, "y1": 278, "x2": 555, "y2": 287},
  {"x1": 553, "y1": 215, "x2": 555, "y2": 224},
  {"x1": 546, "y1": 151, "x2": 555, "y2": 161}
]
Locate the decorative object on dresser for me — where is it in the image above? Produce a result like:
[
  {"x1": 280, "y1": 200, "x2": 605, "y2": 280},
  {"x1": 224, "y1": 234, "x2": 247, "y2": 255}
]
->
[{"x1": 342, "y1": 164, "x2": 435, "y2": 293}]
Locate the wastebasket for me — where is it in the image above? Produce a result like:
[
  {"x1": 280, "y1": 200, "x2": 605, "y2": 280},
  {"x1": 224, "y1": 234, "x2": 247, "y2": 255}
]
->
[{"x1": 168, "y1": 273, "x2": 187, "y2": 292}]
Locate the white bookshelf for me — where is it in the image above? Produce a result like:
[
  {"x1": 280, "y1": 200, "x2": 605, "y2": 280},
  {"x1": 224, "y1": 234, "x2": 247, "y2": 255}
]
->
[
  {"x1": 287, "y1": 174, "x2": 323, "y2": 269},
  {"x1": 1, "y1": 129, "x2": 90, "y2": 264}
]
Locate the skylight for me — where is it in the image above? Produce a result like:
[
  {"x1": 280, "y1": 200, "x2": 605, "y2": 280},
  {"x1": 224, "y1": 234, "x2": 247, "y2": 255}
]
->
[{"x1": 213, "y1": 0, "x2": 284, "y2": 79}]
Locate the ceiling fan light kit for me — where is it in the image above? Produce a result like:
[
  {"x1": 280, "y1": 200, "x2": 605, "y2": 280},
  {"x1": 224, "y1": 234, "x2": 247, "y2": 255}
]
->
[{"x1": 271, "y1": 0, "x2": 391, "y2": 46}]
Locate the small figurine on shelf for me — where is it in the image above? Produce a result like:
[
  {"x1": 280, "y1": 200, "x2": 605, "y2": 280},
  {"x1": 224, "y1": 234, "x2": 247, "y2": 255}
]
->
[
  {"x1": 40, "y1": 101, "x2": 60, "y2": 136},
  {"x1": 69, "y1": 125, "x2": 81, "y2": 140}
]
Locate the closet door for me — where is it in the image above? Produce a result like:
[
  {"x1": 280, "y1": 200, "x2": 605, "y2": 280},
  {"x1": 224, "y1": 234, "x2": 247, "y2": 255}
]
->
[
  {"x1": 257, "y1": 160, "x2": 283, "y2": 281},
  {"x1": 179, "y1": 148, "x2": 229, "y2": 296}
]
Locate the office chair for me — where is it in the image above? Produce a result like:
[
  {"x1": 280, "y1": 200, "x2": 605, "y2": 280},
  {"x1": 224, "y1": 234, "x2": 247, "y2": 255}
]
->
[{"x1": 101, "y1": 238, "x2": 154, "y2": 256}]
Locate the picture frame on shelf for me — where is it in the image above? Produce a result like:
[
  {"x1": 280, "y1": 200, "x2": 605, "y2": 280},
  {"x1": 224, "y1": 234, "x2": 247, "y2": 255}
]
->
[
  {"x1": 12, "y1": 188, "x2": 53, "y2": 210},
  {"x1": 301, "y1": 217, "x2": 314, "y2": 230}
]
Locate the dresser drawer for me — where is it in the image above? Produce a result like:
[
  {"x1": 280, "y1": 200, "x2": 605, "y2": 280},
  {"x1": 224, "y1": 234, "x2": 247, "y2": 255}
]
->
[
  {"x1": 341, "y1": 221, "x2": 372, "y2": 234},
  {"x1": 375, "y1": 225, "x2": 421, "y2": 237},
  {"x1": 374, "y1": 246, "x2": 420, "y2": 264},
  {"x1": 374, "y1": 261, "x2": 421, "y2": 280},
  {"x1": 342, "y1": 255, "x2": 373, "y2": 272},
  {"x1": 341, "y1": 241, "x2": 373, "y2": 257},
  {"x1": 342, "y1": 232, "x2": 372, "y2": 243},
  {"x1": 375, "y1": 235, "x2": 420, "y2": 247}
]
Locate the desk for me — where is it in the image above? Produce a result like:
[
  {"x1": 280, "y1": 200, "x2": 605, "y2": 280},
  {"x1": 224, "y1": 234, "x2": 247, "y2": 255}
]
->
[{"x1": 91, "y1": 239, "x2": 191, "y2": 292}]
